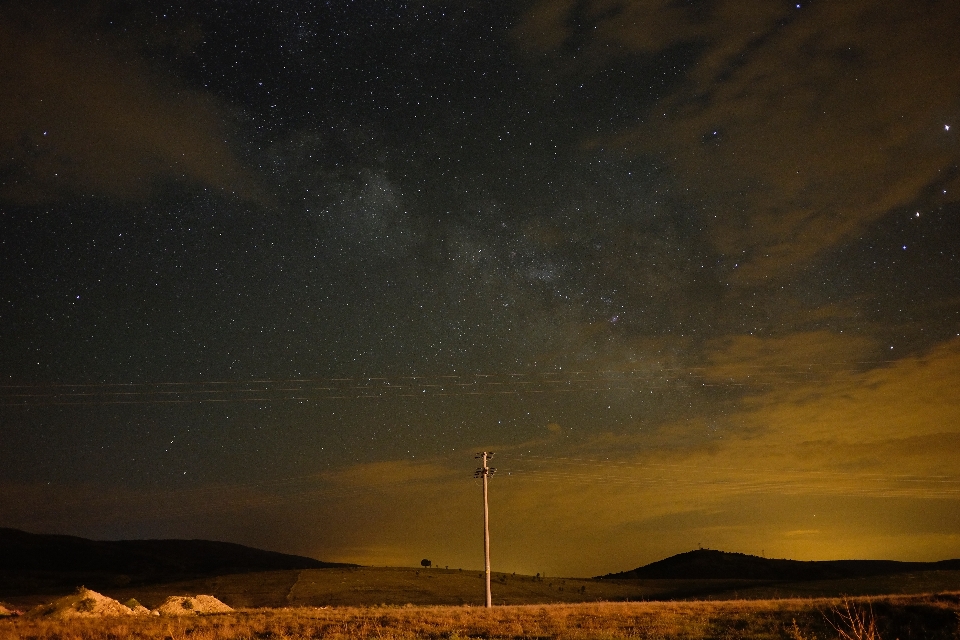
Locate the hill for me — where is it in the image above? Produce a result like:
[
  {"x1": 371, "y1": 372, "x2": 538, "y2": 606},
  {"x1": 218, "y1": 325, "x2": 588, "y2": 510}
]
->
[
  {"x1": 599, "y1": 549, "x2": 960, "y2": 581},
  {"x1": 0, "y1": 527, "x2": 353, "y2": 596},
  {"x1": 3, "y1": 537, "x2": 960, "y2": 608},
  {"x1": 5, "y1": 563, "x2": 960, "y2": 610}
]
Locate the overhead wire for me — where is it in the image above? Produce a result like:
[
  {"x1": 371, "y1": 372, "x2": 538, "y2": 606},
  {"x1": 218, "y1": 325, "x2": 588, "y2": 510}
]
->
[
  {"x1": 0, "y1": 359, "x2": 903, "y2": 406},
  {"x1": 487, "y1": 451, "x2": 960, "y2": 499},
  {"x1": 5, "y1": 359, "x2": 950, "y2": 515}
]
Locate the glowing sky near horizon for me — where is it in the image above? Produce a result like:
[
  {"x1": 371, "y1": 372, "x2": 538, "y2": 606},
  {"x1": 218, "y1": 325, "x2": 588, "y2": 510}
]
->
[{"x1": 1, "y1": 0, "x2": 960, "y2": 577}]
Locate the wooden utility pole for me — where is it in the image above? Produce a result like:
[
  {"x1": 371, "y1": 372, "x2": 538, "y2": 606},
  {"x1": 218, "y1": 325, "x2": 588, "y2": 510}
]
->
[{"x1": 474, "y1": 451, "x2": 495, "y2": 607}]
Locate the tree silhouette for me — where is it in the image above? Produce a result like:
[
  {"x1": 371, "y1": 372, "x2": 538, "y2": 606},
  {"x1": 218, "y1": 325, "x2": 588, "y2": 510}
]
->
[{"x1": 421, "y1": 559, "x2": 432, "y2": 568}]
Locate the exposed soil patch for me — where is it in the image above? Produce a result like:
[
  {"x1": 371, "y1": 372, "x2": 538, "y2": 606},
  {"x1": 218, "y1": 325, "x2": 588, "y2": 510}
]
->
[
  {"x1": 155, "y1": 595, "x2": 233, "y2": 615},
  {"x1": 26, "y1": 587, "x2": 148, "y2": 619}
]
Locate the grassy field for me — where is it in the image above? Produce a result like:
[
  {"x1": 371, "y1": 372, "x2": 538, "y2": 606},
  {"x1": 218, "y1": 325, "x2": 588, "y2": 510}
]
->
[
  {"x1": 5, "y1": 566, "x2": 960, "y2": 610},
  {"x1": 3, "y1": 593, "x2": 960, "y2": 640}
]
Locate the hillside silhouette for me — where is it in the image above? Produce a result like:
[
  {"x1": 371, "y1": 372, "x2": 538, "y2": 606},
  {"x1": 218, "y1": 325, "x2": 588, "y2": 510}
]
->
[
  {"x1": 598, "y1": 549, "x2": 960, "y2": 581},
  {"x1": 0, "y1": 527, "x2": 353, "y2": 596}
]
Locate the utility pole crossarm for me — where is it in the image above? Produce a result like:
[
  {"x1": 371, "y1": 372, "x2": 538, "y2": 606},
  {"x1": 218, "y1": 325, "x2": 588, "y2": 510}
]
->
[{"x1": 475, "y1": 451, "x2": 495, "y2": 608}]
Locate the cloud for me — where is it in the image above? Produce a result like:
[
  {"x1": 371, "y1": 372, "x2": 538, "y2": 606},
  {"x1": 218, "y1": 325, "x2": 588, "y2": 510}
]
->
[
  {"x1": 0, "y1": 7, "x2": 257, "y2": 203},
  {"x1": 514, "y1": 0, "x2": 960, "y2": 279},
  {"x1": 264, "y1": 335, "x2": 960, "y2": 569},
  {"x1": 705, "y1": 334, "x2": 960, "y2": 446},
  {"x1": 5, "y1": 340, "x2": 960, "y2": 575},
  {"x1": 3, "y1": 334, "x2": 957, "y2": 575},
  {"x1": 701, "y1": 330, "x2": 876, "y2": 387},
  {"x1": 456, "y1": 334, "x2": 960, "y2": 569}
]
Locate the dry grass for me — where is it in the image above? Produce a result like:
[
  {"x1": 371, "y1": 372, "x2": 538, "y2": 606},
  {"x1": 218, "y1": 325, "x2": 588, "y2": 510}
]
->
[
  {"x1": 825, "y1": 599, "x2": 882, "y2": 640},
  {"x1": 3, "y1": 592, "x2": 960, "y2": 640}
]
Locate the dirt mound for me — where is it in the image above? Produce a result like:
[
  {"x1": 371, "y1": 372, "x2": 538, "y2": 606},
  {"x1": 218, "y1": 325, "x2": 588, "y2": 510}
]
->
[
  {"x1": 155, "y1": 595, "x2": 233, "y2": 615},
  {"x1": 27, "y1": 587, "x2": 147, "y2": 619},
  {"x1": 0, "y1": 604, "x2": 22, "y2": 617}
]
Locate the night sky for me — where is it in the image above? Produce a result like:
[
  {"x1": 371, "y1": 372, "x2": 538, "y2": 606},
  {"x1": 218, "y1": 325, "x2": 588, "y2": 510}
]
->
[{"x1": 2, "y1": 0, "x2": 960, "y2": 577}]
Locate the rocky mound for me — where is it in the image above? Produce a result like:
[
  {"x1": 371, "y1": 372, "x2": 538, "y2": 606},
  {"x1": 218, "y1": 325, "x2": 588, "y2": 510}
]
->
[
  {"x1": 27, "y1": 587, "x2": 149, "y2": 619},
  {"x1": 155, "y1": 595, "x2": 233, "y2": 615}
]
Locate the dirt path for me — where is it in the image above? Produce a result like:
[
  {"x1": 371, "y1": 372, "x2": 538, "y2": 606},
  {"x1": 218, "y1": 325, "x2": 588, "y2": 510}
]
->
[{"x1": 286, "y1": 571, "x2": 303, "y2": 604}]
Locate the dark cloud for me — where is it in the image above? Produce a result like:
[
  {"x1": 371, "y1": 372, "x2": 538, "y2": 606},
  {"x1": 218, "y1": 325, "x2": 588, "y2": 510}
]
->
[
  {"x1": 514, "y1": 0, "x2": 960, "y2": 279},
  {"x1": 0, "y1": 5, "x2": 257, "y2": 203}
]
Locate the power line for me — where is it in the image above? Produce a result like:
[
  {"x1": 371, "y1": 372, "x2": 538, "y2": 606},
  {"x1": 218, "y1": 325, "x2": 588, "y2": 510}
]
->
[
  {"x1": 489, "y1": 462, "x2": 960, "y2": 498},
  {"x1": 0, "y1": 360, "x2": 906, "y2": 406},
  {"x1": 495, "y1": 453, "x2": 960, "y2": 480},
  {"x1": 0, "y1": 359, "x2": 900, "y2": 391}
]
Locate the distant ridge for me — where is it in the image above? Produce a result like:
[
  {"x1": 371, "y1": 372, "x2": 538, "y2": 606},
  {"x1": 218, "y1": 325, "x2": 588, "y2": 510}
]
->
[
  {"x1": 0, "y1": 527, "x2": 354, "y2": 579},
  {"x1": 598, "y1": 549, "x2": 960, "y2": 581}
]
